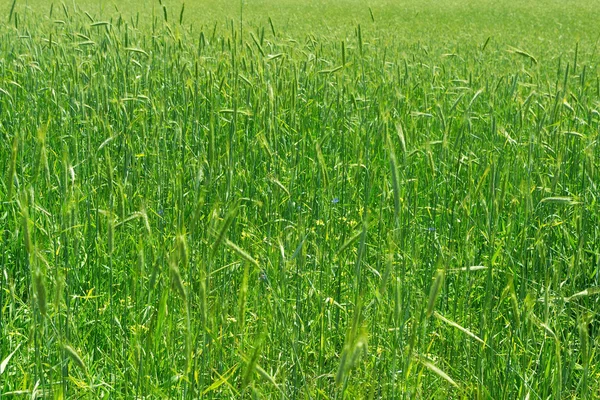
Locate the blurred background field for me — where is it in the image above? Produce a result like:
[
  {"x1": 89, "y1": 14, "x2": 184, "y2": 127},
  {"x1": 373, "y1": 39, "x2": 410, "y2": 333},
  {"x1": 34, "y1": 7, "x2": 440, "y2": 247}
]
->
[{"x1": 6, "y1": 0, "x2": 600, "y2": 46}]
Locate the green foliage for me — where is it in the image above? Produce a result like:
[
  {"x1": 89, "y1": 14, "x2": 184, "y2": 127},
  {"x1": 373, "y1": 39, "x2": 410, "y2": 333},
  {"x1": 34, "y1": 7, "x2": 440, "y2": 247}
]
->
[{"x1": 1, "y1": 0, "x2": 600, "y2": 398}]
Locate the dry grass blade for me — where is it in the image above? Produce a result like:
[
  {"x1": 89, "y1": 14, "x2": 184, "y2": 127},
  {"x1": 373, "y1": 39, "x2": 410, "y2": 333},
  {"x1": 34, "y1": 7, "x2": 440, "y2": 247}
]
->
[
  {"x1": 255, "y1": 364, "x2": 287, "y2": 398},
  {"x1": 434, "y1": 311, "x2": 484, "y2": 344},
  {"x1": 426, "y1": 269, "x2": 445, "y2": 318},
  {"x1": 225, "y1": 239, "x2": 259, "y2": 267},
  {"x1": 169, "y1": 259, "x2": 187, "y2": 301},
  {"x1": 417, "y1": 354, "x2": 459, "y2": 388},
  {"x1": 508, "y1": 47, "x2": 538, "y2": 64},
  {"x1": 315, "y1": 140, "x2": 329, "y2": 188},
  {"x1": 63, "y1": 344, "x2": 87, "y2": 373},
  {"x1": 210, "y1": 206, "x2": 238, "y2": 260},
  {"x1": 202, "y1": 365, "x2": 239, "y2": 395},
  {"x1": 386, "y1": 132, "x2": 401, "y2": 220},
  {"x1": 448, "y1": 265, "x2": 487, "y2": 273},
  {"x1": 0, "y1": 343, "x2": 22, "y2": 375},
  {"x1": 539, "y1": 196, "x2": 581, "y2": 205},
  {"x1": 242, "y1": 341, "x2": 263, "y2": 390},
  {"x1": 34, "y1": 270, "x2": 47, "y2": 317},
  {"x1": 336, "y1": 228, "x2": 363, "y2": 255},
  {"x1": 7, "y1": 134, "x2": 18, "y2": 198},
  {"x1": 566, "y1": 286, "x2": 600, "y2": 301}
]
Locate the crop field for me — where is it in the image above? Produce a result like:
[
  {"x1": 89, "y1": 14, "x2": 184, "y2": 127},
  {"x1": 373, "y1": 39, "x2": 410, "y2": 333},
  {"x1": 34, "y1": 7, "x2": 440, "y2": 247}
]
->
[{"x1": 1, "y1": 0, "x2": 600, "y2": 398}]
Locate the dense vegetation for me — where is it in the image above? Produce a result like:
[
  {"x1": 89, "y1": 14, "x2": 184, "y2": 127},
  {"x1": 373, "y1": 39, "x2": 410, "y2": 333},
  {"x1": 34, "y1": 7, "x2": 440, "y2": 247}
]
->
[{"x1": 1, "y1": 0, "x2": 599, "y2": 398}]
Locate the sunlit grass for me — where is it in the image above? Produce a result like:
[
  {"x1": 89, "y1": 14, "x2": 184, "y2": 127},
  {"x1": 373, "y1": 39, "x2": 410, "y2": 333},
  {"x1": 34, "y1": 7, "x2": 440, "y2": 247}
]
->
[{"x1": 1, "y1": 1, "x2": 599, "y2": 398}]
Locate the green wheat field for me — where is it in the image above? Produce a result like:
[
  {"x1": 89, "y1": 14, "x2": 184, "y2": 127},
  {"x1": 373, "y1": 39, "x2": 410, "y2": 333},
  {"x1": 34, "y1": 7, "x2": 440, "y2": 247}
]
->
[{"x1": 1, "y1": 0, "x2": 600, "y2": 398}]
